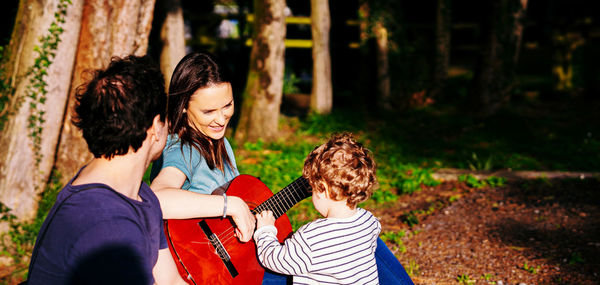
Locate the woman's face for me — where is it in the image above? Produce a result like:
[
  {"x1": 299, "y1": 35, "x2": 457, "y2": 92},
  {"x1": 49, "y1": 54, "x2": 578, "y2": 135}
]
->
[{"x1": 186, "y1": 83, "x2": 234, "y2": 140}]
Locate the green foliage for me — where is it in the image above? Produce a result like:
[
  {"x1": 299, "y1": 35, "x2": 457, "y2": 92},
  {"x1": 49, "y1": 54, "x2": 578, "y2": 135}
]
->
[
  {"x1": 568, "y1": 252, "x2": 584, "y2": 265},
  {"x1": 458, "y1": 174, "x2": 506, "y2": 189},
  {"x1": 481, "y1": 273, "x2": 495, "y2": 282},
  {"x1": 0, "y1": 0, "x2": 71, "y2": 263},
  {"x1": 377, "y1": 156, "x2": 440, "y2": 195},
  {"x1": 370, "y1": 188, "x2": 398, "y2": 203},
  {"x1": 405, "y1": 259, "x2": 420, "y2": 277},
  {"x1": 380, "y1": 231, "x2": 407, "y2": 253},
  {"x1": 300, "y1": 110, "x2": 366, "y2": 135},
  {"x1": 282, "y1": 70, "x2": 301, "y2": 95},
  {"x1": 448, "y1": 195, "x2": 460, "y2": 202},
  {"x1": 1, "y1": 171, "x2": 63, "y2": 263},
  {"x1": 521, "y1": 261, "x2": 540, "y2": 274},
  {"x1": 1, "y1": 0, "x2": 73, "y2": 175},
  {"x1": 143, "y1": 162, "x2": 154, "y2": 185},
  {"x1": 457, "y1": 274, "x2": 475, "y2": 284},
  {"x1": 402, "y1": 211, "x2": 419, "y2": 227},
  {"x1": 369, "y1": 101, "x2": 600, "y2": 172},
  {"x1": 0, "y1": 45, "x2": 14, "y2": 131},
  {"x1": 486, "y1": 176, "x2": 507, "y2": 188},
  {"x1": 467, "y1": 152, "x2": 494, "y2": 171},
  {"x1": 235, "y1": 139, "x2": 314, "y2": 191},
  {"x1": 459, "y1": 174, "x2": 486, "y2": 188},
  {"x1": 398, "y1": 166, "x2": 440, "y2": 194},
  {"x1": 24, "y1": 0, "x2": 71, "y2": 168}
]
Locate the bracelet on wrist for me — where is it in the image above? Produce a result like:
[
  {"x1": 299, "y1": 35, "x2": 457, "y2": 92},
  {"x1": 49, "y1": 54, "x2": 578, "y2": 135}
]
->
[{"x1": 222, "y1": 193, "x2": 227, "y2": 218}]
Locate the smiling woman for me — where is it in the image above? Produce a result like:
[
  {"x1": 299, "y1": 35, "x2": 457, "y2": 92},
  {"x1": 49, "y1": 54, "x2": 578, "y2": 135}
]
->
[
  {"x1": 149, "y1": 52, "x2": 290, "y2": 283},
  {"x1": 186, "y1": 82, "x2": 234, "y2": 141}
]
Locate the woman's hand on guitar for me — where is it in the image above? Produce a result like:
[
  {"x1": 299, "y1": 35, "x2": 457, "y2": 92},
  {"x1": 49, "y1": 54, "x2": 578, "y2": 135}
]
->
[
  {"x1": 255, "y1": 210, "x2": 276, "y2": 229},
  {"x1": 228, "y1": 196, "x2": 256, "y2": 242}
]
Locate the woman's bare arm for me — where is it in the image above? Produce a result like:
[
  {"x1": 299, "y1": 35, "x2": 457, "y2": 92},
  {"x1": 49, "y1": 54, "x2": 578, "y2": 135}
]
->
[{"x1": 150, "y1": 166, "x2": 255, "y2": 242}]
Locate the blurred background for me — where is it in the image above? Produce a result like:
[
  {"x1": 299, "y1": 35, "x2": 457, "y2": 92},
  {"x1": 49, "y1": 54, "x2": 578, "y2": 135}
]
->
[{"x1": 1, "y1": 0, "x2": 599, "y2": 283}]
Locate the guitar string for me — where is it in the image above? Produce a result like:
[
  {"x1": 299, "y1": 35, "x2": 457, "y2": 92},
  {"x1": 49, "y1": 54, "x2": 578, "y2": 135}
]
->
[
  {"x1": 177, "y1": 178, "x2": 312, "y2": 263},
  {"x1": 264, "y1": 177, "x2": 306, "y2": 217},
  {"x1": 214, "y1": 177, "x2": 311, "y2": 246},
  {"x1": 268, "y1": 177, "x2": 309, "y2": 218}
]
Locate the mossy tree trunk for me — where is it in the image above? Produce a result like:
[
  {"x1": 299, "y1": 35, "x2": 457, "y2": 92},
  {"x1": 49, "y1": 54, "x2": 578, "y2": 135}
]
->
[
  {"x1": 310, "y1": 0, "x2": 332, "y2": 114},
  {"x1": 55, "y1": 0, "x2": 156, "y2": 186},
  {"x1": 0, "y1": 0, "x2": 83, "y2": 229},
  {"x1": 234, "y1": 0, "x2": 286, "y2": 143}
]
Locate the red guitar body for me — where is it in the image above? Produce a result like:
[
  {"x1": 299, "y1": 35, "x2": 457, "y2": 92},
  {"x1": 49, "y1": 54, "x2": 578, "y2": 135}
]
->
[{"x1": 164, "y1": 175, "x2": 297, "y2": 285}]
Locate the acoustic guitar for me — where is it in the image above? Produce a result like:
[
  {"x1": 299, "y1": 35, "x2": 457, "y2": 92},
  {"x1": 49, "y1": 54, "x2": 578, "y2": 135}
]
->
[{"x1": 164, "y1": 174, "x2": 312, "y2": 284}]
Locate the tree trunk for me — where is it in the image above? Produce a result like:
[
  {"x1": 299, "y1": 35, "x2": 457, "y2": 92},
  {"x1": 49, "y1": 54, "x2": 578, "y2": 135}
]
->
[
  {"x1": 310, "y1": 0, "x2": 332, "y2": 114},
  {"x1": 472, "y1": 0, "x2": 527, "y2": 116},
  {"x1": 374, "y1": 20, "x2": 390, "y2": 110},
  {"x1": 357, "y1": 1, "x2": 373, "y2": 109},
  {"x1": 158, "y1": 0, "x2": 186, "y2": 89},
  {"x1": 0, "y1": 0, "x2": 83, "y2": 228},
  {"x1": 513, "y1": 0, "x2": 528, "y2": 65},
  {"x1": 55, "y1": 0, "x2": 156, "y2": 185},
  {"x1": 234, "y1": 0, "x2": 286, "y2": 143},
  {"x1": 431, "y1": 0, "x2": 451, "y2": 99}
]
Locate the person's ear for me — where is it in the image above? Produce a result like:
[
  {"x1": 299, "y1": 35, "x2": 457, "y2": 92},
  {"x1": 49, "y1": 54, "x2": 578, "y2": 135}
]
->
[{"x1": 149, "y1": 115, "x2": 164, "y2": 141}]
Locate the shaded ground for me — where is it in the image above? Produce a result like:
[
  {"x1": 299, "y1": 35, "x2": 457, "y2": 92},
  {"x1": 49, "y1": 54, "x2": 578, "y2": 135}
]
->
[
  {"x1": 369, "y1": 177, "x2": 600, "y2": 284},
  {"x1": 1, "y1": 172, "x2": 599, "y2": 285}
]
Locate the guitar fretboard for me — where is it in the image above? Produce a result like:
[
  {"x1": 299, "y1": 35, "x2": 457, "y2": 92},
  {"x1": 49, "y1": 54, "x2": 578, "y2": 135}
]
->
[{"x1": 251, "y1": 176, "x2": 312, "y2": 218}]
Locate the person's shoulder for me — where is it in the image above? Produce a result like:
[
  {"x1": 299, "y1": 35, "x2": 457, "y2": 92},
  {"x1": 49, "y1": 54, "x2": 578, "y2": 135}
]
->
[
  {"x1": 164, "y1": 135, "x2": 183, "y2": 152},
  {"x1": 354, "y1": 207, "x2": 379, "y2": 222},
  {"x1": 354, "y1": 208, "x2": 381, "y2": 232},
  {"x1": 67, "y1": 186, "x2": 137, "y2": 216},
  {"x1": 139, "y1": 182, "x2": 160, "y2": 206}
]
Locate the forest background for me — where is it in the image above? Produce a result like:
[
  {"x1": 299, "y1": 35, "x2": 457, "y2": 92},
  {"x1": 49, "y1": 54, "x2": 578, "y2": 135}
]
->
[{"x1": 0, "y1": 0, "x2": 599, "y2": 284}]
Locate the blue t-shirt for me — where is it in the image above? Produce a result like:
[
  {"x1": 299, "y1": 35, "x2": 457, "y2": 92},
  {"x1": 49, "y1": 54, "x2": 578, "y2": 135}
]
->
[
  {"x1": 152, "y1": 135, "x2": 239, "y2": 194},
  {"x1": 27, "y1": 169, "x2": 167, "y2": 284}
]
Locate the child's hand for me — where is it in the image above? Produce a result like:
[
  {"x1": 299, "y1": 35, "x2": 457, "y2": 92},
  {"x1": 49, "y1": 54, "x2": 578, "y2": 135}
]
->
[{"x1": 255, "y1": 210, "x2": 276, "y2": 228}]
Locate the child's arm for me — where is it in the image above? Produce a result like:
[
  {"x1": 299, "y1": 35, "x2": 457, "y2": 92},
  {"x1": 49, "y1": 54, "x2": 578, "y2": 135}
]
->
[{"x1": 254, "y1": 211, "x2": 312, "y2": 275}]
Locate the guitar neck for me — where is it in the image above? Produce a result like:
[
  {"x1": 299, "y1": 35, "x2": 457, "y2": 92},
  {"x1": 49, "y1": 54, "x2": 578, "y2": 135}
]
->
[{"x1": 251, "y1": 176, "x2": 312, "y2": 218}]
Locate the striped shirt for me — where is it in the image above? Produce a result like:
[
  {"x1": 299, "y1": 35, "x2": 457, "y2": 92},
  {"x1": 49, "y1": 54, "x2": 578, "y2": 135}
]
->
[{"x1": 254, "y1": 208, "x2": 381, "y2": 284}]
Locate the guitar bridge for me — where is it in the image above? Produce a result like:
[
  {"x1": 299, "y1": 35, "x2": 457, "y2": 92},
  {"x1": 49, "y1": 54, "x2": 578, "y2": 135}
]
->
[
  {"x1": 207, "y1": 233, "x2": 230, "y2": 260},
  {"x1": 198, "y1": 220, "x2": 239, "y2": 278}
]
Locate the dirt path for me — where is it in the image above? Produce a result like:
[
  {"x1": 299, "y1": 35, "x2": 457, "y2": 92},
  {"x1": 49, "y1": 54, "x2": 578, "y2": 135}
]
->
[
  {"x1": 431, "y1": 168, "x2": 600, "y2": 182},
  {"x1": 368, "y1": 177, "x2": 600, "y2": 284}
]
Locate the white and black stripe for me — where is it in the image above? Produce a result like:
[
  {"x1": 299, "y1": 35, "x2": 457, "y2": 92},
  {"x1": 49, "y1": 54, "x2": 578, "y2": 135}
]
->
[{"x1": 254, "y1": 208, "x2": 381, "y2": 285}]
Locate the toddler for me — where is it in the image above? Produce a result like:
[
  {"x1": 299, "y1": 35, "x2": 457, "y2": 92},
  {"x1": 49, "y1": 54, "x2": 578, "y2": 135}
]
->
[{"x1": 254, "y1": 133, "x2": 381, "y2": 284}]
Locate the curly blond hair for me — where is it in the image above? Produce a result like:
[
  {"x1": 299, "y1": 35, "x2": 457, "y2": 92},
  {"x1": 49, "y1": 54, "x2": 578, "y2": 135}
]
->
[{"x1": 302, "y1": 133, "x2": 378, "y2": 208}]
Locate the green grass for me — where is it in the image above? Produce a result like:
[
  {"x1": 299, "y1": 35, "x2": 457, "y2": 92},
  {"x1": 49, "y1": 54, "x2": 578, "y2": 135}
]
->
[
  {"x1": 521, "y1": 261, "x2": 540, "y2": 274},
  {"x1": 457, "y1": 274, "x2": 475, "y2": 284},
  {"x1": 380, "y1": 230, "x2": 407, "y2": 253}
]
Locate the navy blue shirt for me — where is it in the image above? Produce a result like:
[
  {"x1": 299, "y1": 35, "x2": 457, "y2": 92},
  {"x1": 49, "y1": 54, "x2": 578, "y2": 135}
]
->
[{"x1": 27, "y1": 171, "x2": 167, "y2": 284}]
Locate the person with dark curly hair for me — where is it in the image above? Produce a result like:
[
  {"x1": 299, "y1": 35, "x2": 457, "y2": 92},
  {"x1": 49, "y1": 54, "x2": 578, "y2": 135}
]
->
[{"x1": 26, "y1": 55, "x2": 186, "y2": 285}]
